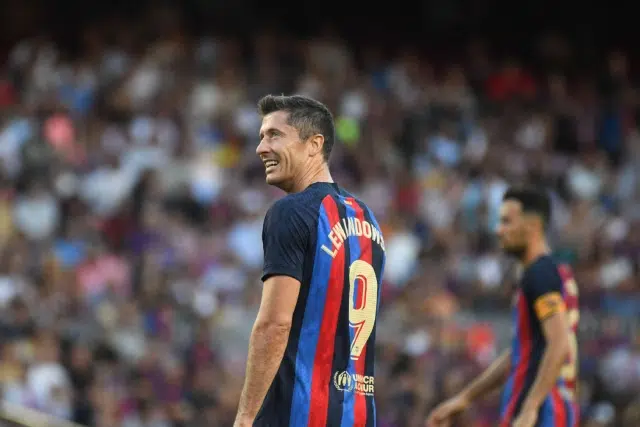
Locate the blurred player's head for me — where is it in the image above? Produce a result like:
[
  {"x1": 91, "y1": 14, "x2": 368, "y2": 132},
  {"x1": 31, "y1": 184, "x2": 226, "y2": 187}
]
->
[
  {"x1": 256, "y1": 94, "x2": 335, "y2": 192},
  {"x1": 497, "y1": 187, "x2": 551, "y2": 259}
]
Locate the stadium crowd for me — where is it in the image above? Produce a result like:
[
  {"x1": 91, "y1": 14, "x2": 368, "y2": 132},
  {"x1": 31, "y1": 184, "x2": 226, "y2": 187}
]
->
[{"x1": 1, "y1": 11, "x2": 640, "y2": 427}]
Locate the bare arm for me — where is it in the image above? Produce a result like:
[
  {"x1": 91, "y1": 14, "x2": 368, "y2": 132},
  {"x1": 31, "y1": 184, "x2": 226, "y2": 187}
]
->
[
  {"x1": 520, "y1": 311, "x2": 570, "y2": 412},
  {"x1": 426, "y1": 349, "x2": 511, "y2": 426},
  {"x1": 459, "y1": 349, "x2": 511, "y2": 402},
  {"x1": 235, "y1": 276, "x2": 300, "y2": 424}
]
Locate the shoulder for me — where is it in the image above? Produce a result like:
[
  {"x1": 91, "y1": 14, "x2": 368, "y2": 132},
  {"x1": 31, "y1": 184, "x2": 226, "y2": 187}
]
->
[
  {"x1": 522, "y1": 256, "x2": 568, "y2": 320},
  {"x1": 263, "y1": 194, "x2": 319, "y2": 239},
  {"x1": 266, "y1": 185, "x2": 341, "y2": 223},
  {"x1": 354, "y1": 197, "x2": 382, "y2": 229},
  {"x1": 265, "y1": 193, "x2": 315, "y2": 224},
  {"x1": 265, "y1": 195, "x2": 300, "y2": 219},
  {"x1": 522, "y1": 255, "x2": 563, "y2": 297},
  {"x1": 340, "y1": 189, "x2": 378, "y2": 217},
  {"x1": 353, "y1": 196, "x2": 376, "y2": 217},
  {"x1": 261, "y1": 194, "x2": 320, "y2": 281},
  {"x1": 524, "y1": 256, "x2": 561, "y2": 281}
]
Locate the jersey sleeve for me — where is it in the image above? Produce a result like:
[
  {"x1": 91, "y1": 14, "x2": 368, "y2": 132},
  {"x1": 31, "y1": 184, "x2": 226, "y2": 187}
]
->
[
  {"x1": 524, "y1": 261, "x2": 567, "y2": 322},
  {"x1": 261, "y1": 199, "x2": 309, "y2": 283}
]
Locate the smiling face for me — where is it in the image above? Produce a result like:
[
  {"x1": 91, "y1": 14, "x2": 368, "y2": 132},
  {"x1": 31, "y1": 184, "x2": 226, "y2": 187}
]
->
[{"x1": 256, "y1": 110, "x2": 310, "y2": 192}]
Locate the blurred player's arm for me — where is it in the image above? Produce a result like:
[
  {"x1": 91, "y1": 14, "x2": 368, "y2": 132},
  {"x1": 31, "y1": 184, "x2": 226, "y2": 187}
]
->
[
  {"x1": 459, "y1": 349, "x2": 511, "y2": 402},
  {"x1": 426, "y1": 350, "x2": 510, "y2": 426},
  {"x1": 520, "y1": 267, "x2": 570, "y2": 413},
  {"x1": 235, "y1": 201, "x2": 307, "y2": 426}
]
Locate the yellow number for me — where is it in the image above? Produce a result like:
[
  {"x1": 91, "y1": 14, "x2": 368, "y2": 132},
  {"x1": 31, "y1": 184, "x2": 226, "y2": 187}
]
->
[
  {"x1": 560, "y1": 278, "x2": 579, "y2": 399},
  {"x1": 348, "y1": 260, "x2": 379, "y2": 360},
  {"x1": 565, "y1": 278, "x2": 578, "y2": 297}
]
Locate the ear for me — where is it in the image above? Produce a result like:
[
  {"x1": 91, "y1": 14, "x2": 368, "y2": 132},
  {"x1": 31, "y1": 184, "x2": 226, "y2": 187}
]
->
[
  {"x1": 307, "y1": 134, "x2": 325, "y2": 157},
  {"x1": 523, "y1": 214, "x2": 542, "y2": 235}
]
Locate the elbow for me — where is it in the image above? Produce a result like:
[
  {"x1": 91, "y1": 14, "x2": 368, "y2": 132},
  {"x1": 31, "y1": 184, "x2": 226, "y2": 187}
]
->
[
  {"x1": 562, "y1": 336, "x2": 571, "y2": 360},
  {"x1": 252, "y1": 320, "x2": 292, "y2": 345},
  {"x1": 551, "y1": 335, "x2": 570, "y2": 360},
  {"x1": 253, "y1": 317, "x2": 293, "y2": 334}
]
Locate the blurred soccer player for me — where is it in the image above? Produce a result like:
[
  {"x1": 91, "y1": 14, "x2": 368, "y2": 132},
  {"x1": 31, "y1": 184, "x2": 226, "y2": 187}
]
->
[
  {"x1": 234, "y1": 95, "x2": 386, "y2": 427},
  {"x1": 426, "y1": 188, "x2": 579, "y2": 427}
]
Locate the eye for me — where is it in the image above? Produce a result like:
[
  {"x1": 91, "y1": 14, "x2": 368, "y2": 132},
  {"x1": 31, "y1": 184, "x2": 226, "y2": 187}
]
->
[{"x1": 260, "y1": 130, "x2": 281, "y2": 140}]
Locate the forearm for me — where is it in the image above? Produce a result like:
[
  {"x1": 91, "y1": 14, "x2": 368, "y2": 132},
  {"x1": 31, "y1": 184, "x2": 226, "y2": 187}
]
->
[
  {"x1": 236, "y1": 321, "x2": 290, "y2": 420},
  {"x1": 521, "y1": 341, "x2": 568, "y2": 411},
  {"x1": 460, "y1": 350, "x2": 511, "y2": 402}
]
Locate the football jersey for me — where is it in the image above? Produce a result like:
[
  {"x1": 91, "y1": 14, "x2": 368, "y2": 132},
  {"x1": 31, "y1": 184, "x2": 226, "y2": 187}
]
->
[
  {"x1": 255, "y1": 182, "x2": 386, "y2": 427},
  {"x1": 500, "y1": 256, "x2": 580, "y2": 427}
]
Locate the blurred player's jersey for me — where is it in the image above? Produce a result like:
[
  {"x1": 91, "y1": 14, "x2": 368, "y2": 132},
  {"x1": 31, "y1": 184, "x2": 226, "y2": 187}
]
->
[
  {"x1": 255, "y1": 182, "x2": 385, "y2": 427},
  {"x1": 500, "y1": 256, "x2": 580, "y2": 427}
]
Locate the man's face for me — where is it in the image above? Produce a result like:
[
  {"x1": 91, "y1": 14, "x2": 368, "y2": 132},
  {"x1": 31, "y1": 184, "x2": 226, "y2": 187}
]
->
[
  {"x1": 257, "y1": 111, "x2": 309, "y2": 192},
  {"x1": 496, "y1": 200, "x2": 529, "y2": 257}
]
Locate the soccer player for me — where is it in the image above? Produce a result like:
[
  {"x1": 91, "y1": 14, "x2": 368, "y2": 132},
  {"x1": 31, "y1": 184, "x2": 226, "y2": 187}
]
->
[
  {"x1": 233, "y1": 95, "x2": 386, "y2": 427},
  {"x1": 426, "y1": 188, "x2": 579, "y2": 427}
]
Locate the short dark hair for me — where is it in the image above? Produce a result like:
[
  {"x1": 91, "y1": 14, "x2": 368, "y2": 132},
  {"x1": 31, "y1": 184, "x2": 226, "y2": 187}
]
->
[
  {"x1": 502, "y1": 187, "x2": 552, "y2": 226},
  {"x1": 257, "y1": 94, "x2": 335, "y2": 161}
]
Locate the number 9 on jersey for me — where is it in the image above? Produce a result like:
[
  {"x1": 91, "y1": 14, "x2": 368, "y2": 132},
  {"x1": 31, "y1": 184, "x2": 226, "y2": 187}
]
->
[{"x1": 348, "y1": 260, "x2": 379, "y2": 360}]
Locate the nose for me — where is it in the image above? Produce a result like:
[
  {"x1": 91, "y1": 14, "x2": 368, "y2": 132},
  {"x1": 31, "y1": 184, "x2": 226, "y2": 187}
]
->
[{"x1": 256, "y1": 139, "x2": 269, "y2": 157}]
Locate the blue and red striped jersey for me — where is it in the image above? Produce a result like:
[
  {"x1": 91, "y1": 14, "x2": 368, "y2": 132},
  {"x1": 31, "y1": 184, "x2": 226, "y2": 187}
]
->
[
  {"x1": 255, "y1": 182, "x2": 385, "y2": 427},
  {"x1": 500, "y1": 256, "x2": 580, "y2": 427}
]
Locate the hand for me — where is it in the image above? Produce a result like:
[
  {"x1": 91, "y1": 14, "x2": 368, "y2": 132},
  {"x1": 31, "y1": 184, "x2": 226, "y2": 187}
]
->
[
  {"x1": 425, "y1": 394, "x2": 469, "y2": 427},
  {"x1": 512, "y1": 408, "x2": 538, "y2": 427}
]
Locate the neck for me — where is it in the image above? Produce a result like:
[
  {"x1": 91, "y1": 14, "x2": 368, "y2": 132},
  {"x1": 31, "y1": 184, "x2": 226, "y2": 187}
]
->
[
  {"x1": 289, "y1": 162, "x2": 333, "y2": 193},
  {"x1": 521, "y1": 238, "x2": 549, "y2": 267}
]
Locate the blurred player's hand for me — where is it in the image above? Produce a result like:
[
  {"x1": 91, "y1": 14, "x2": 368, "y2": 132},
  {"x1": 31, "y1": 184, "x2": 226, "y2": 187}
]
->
[
  {"x1": 425, "y1": 394, "x2": 469, "y2": 427},
  {"x1": 512, "y1": 408, "x2": 538, "y2": 427}
]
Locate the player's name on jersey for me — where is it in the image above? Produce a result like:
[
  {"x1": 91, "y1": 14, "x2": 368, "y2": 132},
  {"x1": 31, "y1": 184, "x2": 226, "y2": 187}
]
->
[{"x1": 321, "y1": 218, "x2": 385, "y2": 258}]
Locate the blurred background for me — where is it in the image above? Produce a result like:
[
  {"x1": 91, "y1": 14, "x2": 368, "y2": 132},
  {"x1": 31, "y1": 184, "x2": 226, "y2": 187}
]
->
[{"x1": 0, "y1": 0, "x2": 639, "y2": 426}]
